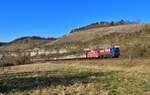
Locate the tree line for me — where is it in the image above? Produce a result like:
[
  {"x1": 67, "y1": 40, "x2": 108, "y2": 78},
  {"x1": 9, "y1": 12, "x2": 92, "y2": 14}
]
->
[{"x1": 70, "y1": 20, "x2": 139, "y2": 33}]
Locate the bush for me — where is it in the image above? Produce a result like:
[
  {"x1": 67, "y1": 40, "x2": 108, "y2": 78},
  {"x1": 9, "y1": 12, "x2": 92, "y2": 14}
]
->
[
  {"x1": 14, "y1": 53, "x2": 31, "y2": 65},
  {"x1": 142, "y1": 24, "x2": 150, "y2": 33},
  {"x1": 0, "y1": 55, "x2": 15, "y2": 67},
  {"x1": 0, "y1": 53, "x2": 32, "y2": 67},
  {"x1": 125, "y1": 43, "x2": 150, "y2": 58}
]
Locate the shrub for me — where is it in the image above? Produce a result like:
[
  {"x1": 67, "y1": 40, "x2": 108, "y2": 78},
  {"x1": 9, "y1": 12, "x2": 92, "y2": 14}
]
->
[
  {"x1": 14, "y1": 53, "x2": 31, "y2": 65},
  {"x1": 0, "y1": 55, "x2": 15, "y2": 67},
  {"x1": 0, "y1": 52, "x2": 32, "y2": 67},
  {"x1": 142, "y1": 24, "x2": 150, "y2": 33},
  {"x1": 125, "y1": 43, "x2": 150, "y2": 58}
]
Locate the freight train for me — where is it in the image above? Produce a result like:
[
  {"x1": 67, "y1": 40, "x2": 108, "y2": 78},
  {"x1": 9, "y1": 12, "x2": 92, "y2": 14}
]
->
[
  {"x1": 86, "y1": 47, "x2": 120, "y2": 58},
  {"x1": 52, "y1": 47, "x2": 120, "y2": 60}
]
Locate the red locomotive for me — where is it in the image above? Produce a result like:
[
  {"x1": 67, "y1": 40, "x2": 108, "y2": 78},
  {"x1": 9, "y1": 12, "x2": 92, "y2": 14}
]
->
[{"x1": 86, "y1": 47, "x2": 120, "y2": 58}]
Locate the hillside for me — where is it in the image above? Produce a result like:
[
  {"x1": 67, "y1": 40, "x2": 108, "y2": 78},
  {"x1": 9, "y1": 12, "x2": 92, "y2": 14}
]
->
[
  {"x1": 0, "y1": 36, "x2": 57, "y2": 52},
  {"x1": 43, "y1": 24, "x2": 150, "y2": 58}
]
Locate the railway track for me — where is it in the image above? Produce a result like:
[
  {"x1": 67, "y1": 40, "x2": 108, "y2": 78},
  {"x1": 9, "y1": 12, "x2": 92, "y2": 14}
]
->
[{"x1": 32, "y1": 57, "x2": 120, "y2": 63}]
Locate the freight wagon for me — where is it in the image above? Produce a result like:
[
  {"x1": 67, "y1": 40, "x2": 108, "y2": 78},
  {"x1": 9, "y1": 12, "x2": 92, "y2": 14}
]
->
[{"x1": 86, "y1": 47, "x2": 120, "y2": 58}]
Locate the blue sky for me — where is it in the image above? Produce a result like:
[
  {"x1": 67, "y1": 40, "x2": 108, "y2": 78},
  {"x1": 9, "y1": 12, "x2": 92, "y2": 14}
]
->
[{"x1": 0, "y1": 0, "x2": 149, "y2": 42}]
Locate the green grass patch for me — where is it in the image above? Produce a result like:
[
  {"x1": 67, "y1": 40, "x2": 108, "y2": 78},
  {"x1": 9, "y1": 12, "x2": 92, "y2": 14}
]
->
[{"x1": 0, "y1": 61, "x2": 150, "y2": 95}]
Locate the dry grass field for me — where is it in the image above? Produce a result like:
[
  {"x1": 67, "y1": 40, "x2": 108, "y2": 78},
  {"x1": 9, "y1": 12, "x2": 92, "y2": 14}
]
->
[{"x1": 0, "y1": 58, "x2": 150, "y2": 95}]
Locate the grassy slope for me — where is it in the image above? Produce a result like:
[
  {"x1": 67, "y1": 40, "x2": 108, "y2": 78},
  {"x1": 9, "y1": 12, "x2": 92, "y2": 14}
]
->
[
  {"x1": 0, "y1": 59, "x2": 150, "y2": 95},
  {"x1": 44, "y1": 24, "x2": 150, "y2": 58}
]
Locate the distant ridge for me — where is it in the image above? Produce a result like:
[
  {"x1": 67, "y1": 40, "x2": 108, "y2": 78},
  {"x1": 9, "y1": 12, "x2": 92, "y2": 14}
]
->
[
  {"x1": 9, "y1": 36, "x2": 57, "y2": 44},
  {"x1": 0, "y1": 36, "x2": 57, "y2": 51},
  {"x1": 0, "y1": 42, "x2": 7, "y2": 46}
]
